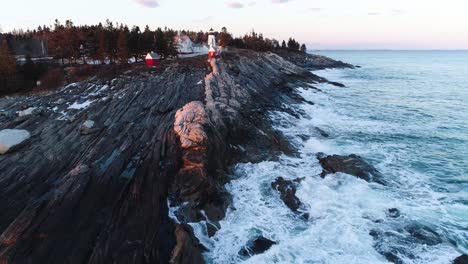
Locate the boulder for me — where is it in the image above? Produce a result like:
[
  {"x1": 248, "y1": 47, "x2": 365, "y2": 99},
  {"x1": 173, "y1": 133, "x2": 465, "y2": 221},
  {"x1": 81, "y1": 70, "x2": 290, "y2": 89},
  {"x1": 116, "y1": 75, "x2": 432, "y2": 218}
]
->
[
  {"x1": 17, "y1": 107, "x2": 39, "y2": 117},
  {"x1": 316, "y1": 153, "x2": 386, "y2": 185},
  {"x1": 55, "y1": 98, "x2": 66, "y2": 104},
  {"x1": 80, "y1": 120, "x2": 99, "y2": 135},
  {"x1": 15, "y1": 107, "x2": 44, "y2": 122},
  {"x1": 453, "y1": 254, "x2": 468, "y2": 264},
  {"x1": 0, "y1": 129, "x2": 31, "y2": 154},
  {"x1": 239, "y1": 236, "x2": 277, "y2": 257},
  {"x1": 170, "y1": 224, "x2": 205, "y2": 264},
  {"x1": 387, "y1": 208, "x2": 401, "y2": 218},
  {"x1": 271, "y1": 177, "x2": 303, "y2": 213},
  {"x1": 174, "y1": 101, "x2": 208, "y2": 149}
]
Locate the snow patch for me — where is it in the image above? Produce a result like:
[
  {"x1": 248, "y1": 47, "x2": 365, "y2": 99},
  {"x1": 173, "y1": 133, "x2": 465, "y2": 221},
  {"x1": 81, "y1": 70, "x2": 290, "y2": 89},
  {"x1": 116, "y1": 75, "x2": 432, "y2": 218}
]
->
[
  {"x1": 0, "y1": 129, "x2": 31, "y2": 154},
  {"x1": 68, "y1": 100, "x2": 95, "y2": 110}
]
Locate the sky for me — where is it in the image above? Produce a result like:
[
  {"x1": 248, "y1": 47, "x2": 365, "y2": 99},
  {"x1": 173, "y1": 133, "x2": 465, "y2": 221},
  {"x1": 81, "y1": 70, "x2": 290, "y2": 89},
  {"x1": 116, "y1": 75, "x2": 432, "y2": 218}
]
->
[{"x1": 1, "y1": 0, "x2": 468, "y2": 50}]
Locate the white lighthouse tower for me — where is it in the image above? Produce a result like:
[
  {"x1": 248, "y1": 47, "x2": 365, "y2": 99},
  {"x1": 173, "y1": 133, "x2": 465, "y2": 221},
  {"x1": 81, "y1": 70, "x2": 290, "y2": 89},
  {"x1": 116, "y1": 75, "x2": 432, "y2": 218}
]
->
[{"x1": 207, "y1": 28, "x2": 217, "y2": 59}]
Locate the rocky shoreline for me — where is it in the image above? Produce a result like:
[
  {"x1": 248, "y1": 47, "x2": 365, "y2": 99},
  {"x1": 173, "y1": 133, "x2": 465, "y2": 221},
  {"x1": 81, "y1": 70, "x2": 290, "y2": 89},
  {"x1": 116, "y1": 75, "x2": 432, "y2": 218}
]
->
[
  {"x1": 1, "y1": 49, "x2": 464, "y2": 263},
  {"x1": 0, "y1": 49, "x2": 339, "y2": 263}
]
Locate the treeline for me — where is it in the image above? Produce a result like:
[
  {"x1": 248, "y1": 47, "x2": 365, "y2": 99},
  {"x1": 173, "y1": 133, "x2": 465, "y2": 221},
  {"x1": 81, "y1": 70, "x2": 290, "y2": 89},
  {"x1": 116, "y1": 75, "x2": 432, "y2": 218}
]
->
[
  {"x1": 3, "y1": 20, "x2": 307, "y2": 63},
  {"x1": 226, "y1": 30, "x2": 307, "y2": 53},
  {"x1": 1, "y1": 20, "x2": 308, "y2": 95},
  {"x1": 38, "y1": 19, "x2": 180, "y2": 63}
]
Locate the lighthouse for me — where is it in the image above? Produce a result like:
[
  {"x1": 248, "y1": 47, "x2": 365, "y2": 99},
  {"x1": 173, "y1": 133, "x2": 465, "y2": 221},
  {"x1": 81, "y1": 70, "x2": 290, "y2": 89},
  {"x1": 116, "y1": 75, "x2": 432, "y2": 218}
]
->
[{"x1": 207, "y1": 28, "x2": 217, "y2": 59}]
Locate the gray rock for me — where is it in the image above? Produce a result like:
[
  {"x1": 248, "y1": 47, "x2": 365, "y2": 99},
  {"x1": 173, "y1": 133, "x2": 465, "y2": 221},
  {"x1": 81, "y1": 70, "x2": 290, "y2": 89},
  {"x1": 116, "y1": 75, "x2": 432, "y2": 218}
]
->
[
  {"x1": 239, "y1": 236, "x2": 277, "y2": 257},
  {"x1": 453, "y1": 254, "x2": 468, "y2": 264},
  {"x1": 317, "y1": 153, "x2": 386, "y2": 185},
  {"x1": 271, "y1": 177, "x2": 303, "y2": 214},
  {"x1": 0, "y1": 110, "x2": 15, "y2": 118},
  {"x1": 55, "y1": 98, "x2": 66, "y2": 104},
  {"x1": 80, "y1": 120, "x2": 99, "y2": 135},
  {"x1": 0, "y1": 129, "x2": 31, "y2": 154},
  {"x1": 17, "y1": 107, "x2": 38, "y2": 117}
]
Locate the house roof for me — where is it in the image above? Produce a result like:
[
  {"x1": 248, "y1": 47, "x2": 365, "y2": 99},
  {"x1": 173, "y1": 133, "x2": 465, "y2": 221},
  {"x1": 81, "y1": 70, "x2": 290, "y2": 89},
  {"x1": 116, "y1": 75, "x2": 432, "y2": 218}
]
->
[{"x1": 146, "y1": 52, "x2": 160, "y2": 59}]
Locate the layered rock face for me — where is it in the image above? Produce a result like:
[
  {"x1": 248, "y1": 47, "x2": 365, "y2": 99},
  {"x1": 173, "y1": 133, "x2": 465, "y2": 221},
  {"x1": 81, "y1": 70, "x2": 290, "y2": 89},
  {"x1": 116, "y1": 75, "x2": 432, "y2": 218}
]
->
[
  {"x1": 0, "y1": 50, "x2": 331, "y2": 263},
  {"x1": 273, "y1": 49, "x2": 355, "y2": 71},
  {"x1": 0, "y1": 60, "x2": 208, "y2": 264}
]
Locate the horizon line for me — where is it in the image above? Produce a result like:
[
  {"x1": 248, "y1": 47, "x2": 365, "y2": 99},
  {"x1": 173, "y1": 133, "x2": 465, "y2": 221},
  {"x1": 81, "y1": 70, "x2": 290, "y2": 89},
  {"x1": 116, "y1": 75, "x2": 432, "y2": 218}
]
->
[{"x1": 309, "y1": 49, "x2": 468, "y2": 51}]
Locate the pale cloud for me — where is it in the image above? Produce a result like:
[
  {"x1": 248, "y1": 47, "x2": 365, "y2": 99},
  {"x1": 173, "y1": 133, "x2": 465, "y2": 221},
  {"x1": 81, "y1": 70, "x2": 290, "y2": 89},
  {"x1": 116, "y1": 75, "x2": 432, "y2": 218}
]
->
[
  {"x1": 192, "y1": 16, "x2": 213, "y2": 23},
  {"x1": 272, "y1": 0, "x2": 292, "y2": 3},
  {"x1": 134, "y1": 0, "x2": 159, "y2": 8},
  {"x1": 227, "y1": 2, "x2": 244, "y2": 8},
  {"x1": 309, "y1": 8, "x2": 323, "y2": 12}
]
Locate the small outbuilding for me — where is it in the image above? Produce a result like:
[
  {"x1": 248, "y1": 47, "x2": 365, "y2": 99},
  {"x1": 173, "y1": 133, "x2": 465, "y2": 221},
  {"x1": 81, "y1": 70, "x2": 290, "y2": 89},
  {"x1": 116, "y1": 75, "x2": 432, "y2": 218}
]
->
[{"x1": 145, "y1": 52, "x2": 161, "y2": 67}]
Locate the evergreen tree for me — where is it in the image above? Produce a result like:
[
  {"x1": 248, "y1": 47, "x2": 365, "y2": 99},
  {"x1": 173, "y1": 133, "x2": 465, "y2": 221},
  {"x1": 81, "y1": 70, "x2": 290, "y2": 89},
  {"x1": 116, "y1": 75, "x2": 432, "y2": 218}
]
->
[
  {"x1": 117, "y1": 26, "x2": 129, "y2": 63},
  {"x1": 129, "y1": 26, "x2": 142, "y2": 62},
  {"x1": 281, "y1": 40, "x2": 287, "y2": 49},
  {"x1": 164, "y1": 29, "x2": 178, "y2": 59},
  {"x1": 96, "y1": 28, "x2": 107, "y2": 64},
  {"x1": 219, "y1": 27, "x2": 232, "y2": 47},
  {"x1": 287, "y1": 37, "x2": 300, "y2": 51},
  {"x1": 105, "y1": 19, "x2": 117, "y2": 63},
  {"x1": 49, "y1": 19, "x2": 66, "y2": 64},
  {"x1": 0, "y1": 40, "x2": 17, "y2": 92},
  {"x1": 300, "y1": 43, "x2": 307, "y2": 53},
  {"x1": 64, "y1": 19, "x2": 79, "y2": 63},
  {"x1": 142, "y1": 25, "x2": 154, "y2": 53},
  {"x1": 154, "y1": 27, "x2": 166, "y2": 58},
  {"x1": 195, "y1": 31, "x2": 206, "y2": 44}
]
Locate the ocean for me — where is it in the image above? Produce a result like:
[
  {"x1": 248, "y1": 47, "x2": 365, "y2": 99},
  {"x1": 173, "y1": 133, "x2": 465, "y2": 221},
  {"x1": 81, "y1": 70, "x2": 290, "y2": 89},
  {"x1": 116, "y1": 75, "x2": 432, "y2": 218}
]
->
[{"x1": 191, "y1": 51, "x2": 468, "y2": 263}]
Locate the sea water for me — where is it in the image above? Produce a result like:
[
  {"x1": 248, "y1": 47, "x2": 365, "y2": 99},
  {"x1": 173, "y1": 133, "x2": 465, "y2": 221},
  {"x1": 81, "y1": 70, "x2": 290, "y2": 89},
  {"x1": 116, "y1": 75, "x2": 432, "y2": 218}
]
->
[{"x1": 191, "y1": 51, "x2": 468, "y2": 264}]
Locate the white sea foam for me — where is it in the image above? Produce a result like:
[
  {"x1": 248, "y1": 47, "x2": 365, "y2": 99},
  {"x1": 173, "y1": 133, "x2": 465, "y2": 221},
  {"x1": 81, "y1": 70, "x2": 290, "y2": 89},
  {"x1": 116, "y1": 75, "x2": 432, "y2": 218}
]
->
[{"x1": 193, "y1": 52, "x2": 468, "y2": 263}]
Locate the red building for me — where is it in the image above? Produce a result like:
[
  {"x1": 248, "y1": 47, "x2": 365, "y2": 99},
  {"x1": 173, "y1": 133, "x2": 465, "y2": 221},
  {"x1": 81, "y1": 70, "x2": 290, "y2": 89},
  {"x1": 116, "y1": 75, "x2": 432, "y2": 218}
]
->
[{"x1": 146, "y1": 52, "x2": 161, "y2": 67}]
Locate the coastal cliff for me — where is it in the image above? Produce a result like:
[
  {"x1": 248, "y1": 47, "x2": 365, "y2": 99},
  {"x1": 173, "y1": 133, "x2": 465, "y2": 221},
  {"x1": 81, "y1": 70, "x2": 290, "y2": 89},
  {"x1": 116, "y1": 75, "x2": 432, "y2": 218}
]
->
[{"x1": 0, "y1": 49, "x2": 347, "y2": 263}]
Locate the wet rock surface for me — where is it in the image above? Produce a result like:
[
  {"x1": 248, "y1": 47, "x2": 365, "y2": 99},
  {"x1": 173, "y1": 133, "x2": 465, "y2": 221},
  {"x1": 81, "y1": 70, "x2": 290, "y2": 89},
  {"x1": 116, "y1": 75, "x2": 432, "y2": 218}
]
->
[
  {"x1": 405, "y1": 223, "x2": 443, "y2": 246},
  {"x1": 316, "y1": 152, "x2": 386, "y2": 185},
  {"x1": 271, "y1": 177, "x2": 303, "y2": 213},
  {"x1": 370, "y1": 223, "x2": 444, "y2": 263},
  {"x1": 239, "y1": 236, "x2": 277, "y2": 257},
  {"x1": 453, "y1": 254, "x2": 468, "y2": 264},
  {"x1": 0, "y1": 50, "x2": 341, "y2": 263},
  {"x1": 387, "y1": 208, "x2": 401, "y2": 218},
  {"x1": 170, "y1": 224, "x2": 205, "y2": 264}
]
